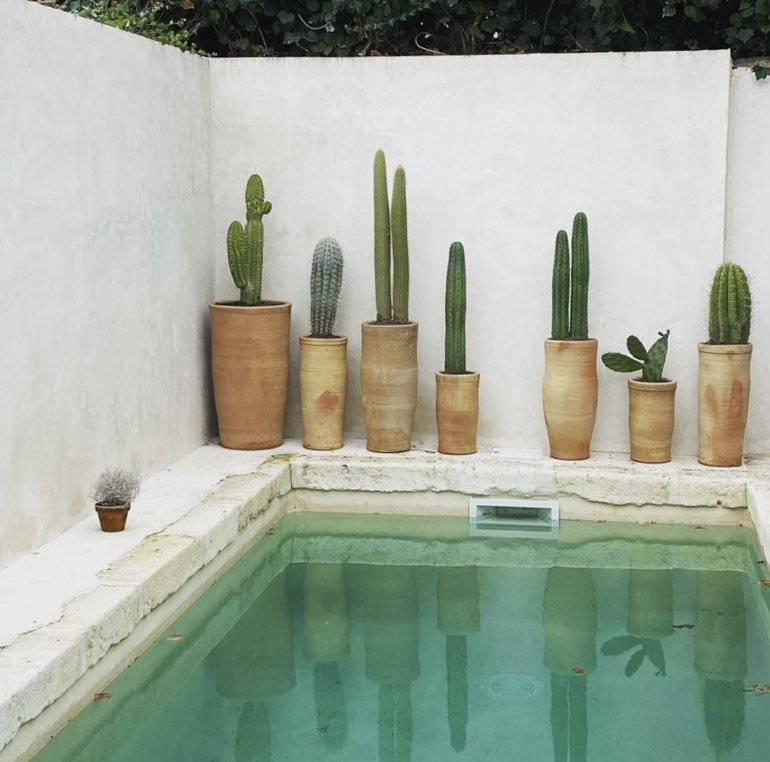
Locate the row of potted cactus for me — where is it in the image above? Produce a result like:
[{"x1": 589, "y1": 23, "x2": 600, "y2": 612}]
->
[
  {"x1": 209, "y1": 155, "x2": 754, "y2": 466},
  {"x1": 544, "y1": 213, "x2": 752, "y2": 467}
]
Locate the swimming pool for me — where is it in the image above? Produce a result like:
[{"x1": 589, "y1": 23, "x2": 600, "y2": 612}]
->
[{"x1": 25, "y1": 512, "x2": 770, "y2": 762}]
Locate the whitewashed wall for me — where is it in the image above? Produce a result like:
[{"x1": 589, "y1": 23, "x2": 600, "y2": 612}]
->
[
  {"x1": 0, "y1": 0, "x2": 215, "y2": 568},
  {"x1": 210, "y1": 51, "x2": 732, "y2": 455}
]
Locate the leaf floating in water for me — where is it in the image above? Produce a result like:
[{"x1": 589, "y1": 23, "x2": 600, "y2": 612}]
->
[
  {"x1": 572, "y1": 667, "x2": 585, "y2": 674},
  {"x1": 744, "y1": 683, "x2": 770, "y2": 696},
  {"x1": 757, "y1": 579, "x2": 770, "y2": 587},
  {"x1": 94, "y1": 692, "x2": 112, "y2": 700},
  {"x1": 167, "y1": 633, "x2": 185, "y2": 641},
  {"x1": 673, "y1": 624, "x2": 695, "y2": 629}
]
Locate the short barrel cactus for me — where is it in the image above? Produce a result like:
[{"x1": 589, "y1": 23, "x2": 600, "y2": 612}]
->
[
  {"x1": 310, "y1": 237, "x2": 344, "y2": 337},
  {"x1": 708, "y1": 263, "x2": 751, "y2": 345}
]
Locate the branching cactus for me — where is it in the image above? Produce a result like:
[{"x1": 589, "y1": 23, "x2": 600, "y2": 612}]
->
[
  {"x1": 373, "y1": 150, "x2": 392, "y2": 322},
  {"x1": 602, "y1": 331, "x2": 670, "y2": 382},
  {"x1": 445, "y1": 242, "x2": 467, "y2": 374},
  {"x1": 227, "y1": 174, "x2": 272, "y2": 306},
  {"x1": 391, "y1": 166, "x2": 409, "y2": 323},
  {"x1": 550, "y1": 213, "x2": 589, "y2": 339},
  {"x1": 310, "y1": 237, "x2": 344, "y2": 338},
  {"x1": 708, "y1": 263, "x2": 751, "y2": 344}
]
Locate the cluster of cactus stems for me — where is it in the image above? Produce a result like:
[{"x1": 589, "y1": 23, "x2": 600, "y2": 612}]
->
[
  {"x1": 551, "y1": 212, "x2": 589, "y2": 340},
  {"x1": 227, "y1": 174, "x2": 272, "y2": 306},
  {"x1": 373, "y1": 149, "x2": 410, "y2": 323},
  {"x1": 709, "y1": 263, "x2": 751, "y2": 344},
  {"x1": 309, "y1": 237, "x2": 344, "y2": 337},
  {"x1": 602, "y1": 331, "x2": 670, "y2": 382},
  {"x1": 444, "y1": 242, "x2": 467, "y2": 374}
]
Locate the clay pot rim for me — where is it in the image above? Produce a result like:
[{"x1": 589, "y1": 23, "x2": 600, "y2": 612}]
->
[
  {"x1": 698, "y1": 342, "x2": 752, "y2": 355},
  {"x1": 362, "y1": 320, "x2": 418, "y2": 328},
  {"x1": 628, "y1": 377, "x2": 677, "y2": 391},
  {"x1": 210, "y1": 300, "x2": 291, "y2": 313},
  {"x1": 299, "y1": 334, "x2": 348, "y2": 345},
  {"x1": 94, "y1": 502, "x2": 131, "y2": 511},
  {"x1": 544, "y1": 337, "x2": 597, "y2": 343},
  {"x1": 435, "y1": 370, "x2": 480, "y2": 379}
]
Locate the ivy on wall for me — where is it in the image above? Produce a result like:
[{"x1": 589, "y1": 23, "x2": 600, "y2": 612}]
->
[{"x1": 50, "y1": 0, "x2": 770, "y2": 65}]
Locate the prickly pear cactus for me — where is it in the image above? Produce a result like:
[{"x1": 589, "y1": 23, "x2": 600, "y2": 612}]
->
[
  {"x1": 227, "y1": 174, "x2": 272, "y2": 306},
  {"x1": 310, "y1": 237, "x2": 344, "y2": 337},
  {"x1": 551, "y1": 230, "x2": 570, "y2": 340},
  {"x1": 445, "y1": 242, "x2": 467, "y2": 374},
  {"x1": 602, "y1": 331, "x2": 670, "y2": 382},
  {"x1": 708, "y1": 263, "x2": 751, "y2": 344}
]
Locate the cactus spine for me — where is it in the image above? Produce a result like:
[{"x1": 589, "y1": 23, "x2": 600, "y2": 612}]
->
[
  {"x1": 445, "y1": 242, "x2": 467, "y2": 374},
  {"x1": 551, "y1": 230, "x2": 570, "y2": 340},
  {"x1": 391, "y1": 166, "x2": 409, "y2": 323},
  {"x1": 708, "y1": 263, "x2": 751, "y2": 344},
  {"x1": 570, "y1": 212, "x2": 589, "y2": 340},
  {"x1": 227, "y1": 174, "x2": 272, "y2": 306},
  {"x1": 310, "y1": 237, "x2": 344, "y2": 338},
  {"x1": 373, "y1": 150, "x2": 392, "y2": 322}
]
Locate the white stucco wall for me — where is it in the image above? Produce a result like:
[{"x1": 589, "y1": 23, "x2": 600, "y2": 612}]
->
[
  {"x1": 0, "y1": 0, "x2": 215, "y2": 567},
  {"x1": 725, "y1": 66, "x2": 770, "y2": 458},
  {"x1": 210, "y1": 51, "x2": 732, "y2": 456}
]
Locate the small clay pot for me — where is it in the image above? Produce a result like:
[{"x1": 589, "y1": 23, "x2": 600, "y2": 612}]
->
[
  {"x1": 95, "y1": 503, "x2": 130, "y2": 532},
  {"x1": 628, "y1": 378, "x2": 677, "y2": 463},
  {"x1": 435, "y1": 372, "x2": 480, "y2": 455}
]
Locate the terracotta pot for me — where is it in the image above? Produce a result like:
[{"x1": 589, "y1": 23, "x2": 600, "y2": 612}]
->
[
  {"x1": 299, "y1": 336, "x2": 348, "y2": 450},
  {"x1": 360, "y1": 322, "x2": 418, "y2": 453},
  {"x1": 698, "y1": 343, "x2": 752, "y2": 467},
  {"x1": 627, "y1": 378, "x2": 677, "y2": 463},
  {"x1": 95, "y1": 502, "x2": 130, "y2": 532},
  {"x1": 542, "y1": 339, "x2": 598, "y2": 460},
  {"x1": 435, "y1": 372, "x2": 480, "y2": 455},
  {"x1": 210, "y1": 301, "x2": 291, "y2": 450}
]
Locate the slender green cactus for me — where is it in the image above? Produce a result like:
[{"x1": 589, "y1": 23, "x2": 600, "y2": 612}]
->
[
  {"x1": 570, "y1": 212, "x2": 589, "y2": 340},
  {"x1": 444, "y1": 242, "x2": 467, "y2": 374},
  {"x1": 310, "y1": 237, "x2": 344, "y2": 337},
  {"x1": 227, "y1": 174, "x2": 272, "y2": 306},
  {"x1": 373, "y1": 149, "x2": 392, "y2": 322},
  {"x1": 551, "y1": 230, "x2": 570, "y2": 340},
  {"x1": 391, "y1": 166, "x2": 409, "y2": 323},
  {"x1": 602, "y1": 330, "x2": 670, "y2": 382},
  {"x1": 708, "y1": 263, "x2": 751, "y2": 344}
]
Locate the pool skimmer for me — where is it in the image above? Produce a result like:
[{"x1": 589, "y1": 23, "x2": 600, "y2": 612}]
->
[{"x1": 469, "y1": 497, "x2": 559, "y2": 539}]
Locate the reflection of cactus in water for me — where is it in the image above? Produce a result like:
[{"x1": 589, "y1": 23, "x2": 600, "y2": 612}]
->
[
  {"x1": 543, "y1": 567, "x2": 596, "y2": 762},
  {"x1": 314, "y1": 662, "x2": 348, "y2": 750},
  {"x1": 437, "y1": 567, "x2": 480, "y2": 752},
  {"x1": 379, "y1": 683, "x2": 413, "y2": 762},
  {"x1": 236, "y1": 702, "x2": 271, "y2": 762}
]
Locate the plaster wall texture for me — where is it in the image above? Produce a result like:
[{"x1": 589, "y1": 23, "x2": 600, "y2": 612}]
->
[
  {"x1": 725, "y1": 67, "x2": 770, "y2": 457},
  {"x1": 0, "y1": 0, "x2": 216, "y2": 568},
  {"x1": 209, "y1": 51, "x2": 732, "y2": 457}
]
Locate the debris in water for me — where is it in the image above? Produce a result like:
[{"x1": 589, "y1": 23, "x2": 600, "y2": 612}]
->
[{"x1": 94, "y1": 693, "x2": 112, "y2": 700}]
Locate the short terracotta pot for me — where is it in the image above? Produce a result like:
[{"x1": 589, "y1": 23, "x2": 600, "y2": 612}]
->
[
  {"x1": 542, "y1": 339, "x2": 598, "y2": 460},
  {"x1": 95, "y1": 503, "x2": 130, "y2": 532},
  {"x1": 360, "y1": 322, "x2": 418, "y2": 453},
  {"x1": 628, "y1": 378, "x2": 677, "y2": 463},
  {"x1": 299, "y1": 335, "x2": 348, "y2": 450},
  {"x1": 435, "y1": 372, "x2": 480, "y2": 455},
  {"x1": 697, "y1": 343, "x2": 752, "y2": 467},
  {"x1": 210, "y1": 301, "x2": 291, "y2": 450}
]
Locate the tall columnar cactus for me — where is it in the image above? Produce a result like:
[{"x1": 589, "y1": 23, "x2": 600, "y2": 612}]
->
[
  {"x1": 551, "y1": 230, "x2": 570, "y2": 340},
  {"x1": 570, "y1": 212, "x2": 589, "y2": 340},
  {"x1": 602, "y1": 331, "x2": 670, "y2": 383},
  {"x1": 445, "y1": 242, "x2": 467, "y2": 374},
  {"x1": 227, "y1": 174, "x2": 272, "y2": 306},
  {"x1": 310, "y1": 237, "x2": 344, "y2": 338},
  {"x1": 391, "y1": 166, "x2": 409, "y2": 323},
  {"x1": 708, "y1": 263, "x2": 751, "y2": 344},
  {"x1": 373, "y1": 150, "x2": 392, "y2": 322}
]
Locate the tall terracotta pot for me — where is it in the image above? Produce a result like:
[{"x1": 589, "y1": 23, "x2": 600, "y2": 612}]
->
[
  {"x1": 299, "y1": 336, "x2": 347, "y2": 450},
  {"x1": 698, "y1": 343, "x2": 752, "y2": 467},
  {"x1": 435, "y1": 372, "x2": 480, "y2": 455},
  {"x1": 543, "y1": 339, "x2": 598, "y2": 460},
  {"x1": 210, "y1": 301, "x2": 291, "y2": 450},
  {"x1": 360, "y1": 322, "x2": 418, "y2": 453},
  {"x1": 627, "y1": 378, "x2": 677, "y2": 464}
]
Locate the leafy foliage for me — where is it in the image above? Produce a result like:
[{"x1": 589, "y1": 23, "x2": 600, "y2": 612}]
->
[{"x1": 48, "y1": 0, "x2": 770, "y2": 66}]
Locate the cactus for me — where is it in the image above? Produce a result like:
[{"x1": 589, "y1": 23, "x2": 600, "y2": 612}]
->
[
  {"x1": 373, "y1": 150, "x2": 392, "y2": 322},
  {"x1": 444, "y1": 242, "x2": 467, "y2": 374},
  {"x1": 708, "y1": 263, "x2": 751, "y2": 344},
  {"x1": 602, "y1": 331, "x2": 670, "y2": 382},
  {"x1": 391, "y1": 166, "x2": 410, "y2": 323},
  {"x1": 227, "y1": 174, "x2": 272, "y2": 306},
  {"x1": 551, "y1": 230, "x2": 570, "y2": 340},
  {"x1": 310, "y1": 237, "x2": 344, "y2": 338},
  {"x1": 570, "y1": 212, "x2": 589, "y2": 340}
]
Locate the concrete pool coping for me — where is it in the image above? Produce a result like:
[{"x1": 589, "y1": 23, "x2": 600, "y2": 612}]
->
[{"x1": 1, "y1": 440, "x2": 770, "y2": 760}]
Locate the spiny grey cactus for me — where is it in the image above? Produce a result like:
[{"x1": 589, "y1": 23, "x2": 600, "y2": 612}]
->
[
  {"x1": 550, "y1": 213, "x2": 589, "y2": 340},
  {"x1": 373, "y1": 150, "x2": 392, "y2": 322},
  {"x1": 709, "y1": 263, "x2": 751, "y2": 344},
  {"x1": 310, "y1": 237, "x2": 344, "y2": 338},
  {"x1": 602, "y1": 331, "x2": 670, "y2": 382},
  {"x1": 227, "y1": 174, "x2": 272, "y2": 306},
  {"x1": 445, "y1": 242, "x2": 467, "y2": 374}
]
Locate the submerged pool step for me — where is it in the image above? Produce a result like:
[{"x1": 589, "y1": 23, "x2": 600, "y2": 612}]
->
[{"x1": 469, "y1": 497, "x2": 559, "y2": 539}]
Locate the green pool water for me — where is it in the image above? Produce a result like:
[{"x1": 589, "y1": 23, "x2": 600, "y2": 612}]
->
[{"x1": 28, "y1": 513, "x2": 770, "y2": 762}]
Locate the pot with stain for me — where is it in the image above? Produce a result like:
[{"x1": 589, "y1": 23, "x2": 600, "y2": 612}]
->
[
  {"x1": 697, "y1": 343, "x2": 751, "y2": 467},
  {"x1": 299, "y1": 336, "x2": 348, "y2": 450},
  {"x1": 628, "y1": 378, "x2": 677, "y2": 463}
]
